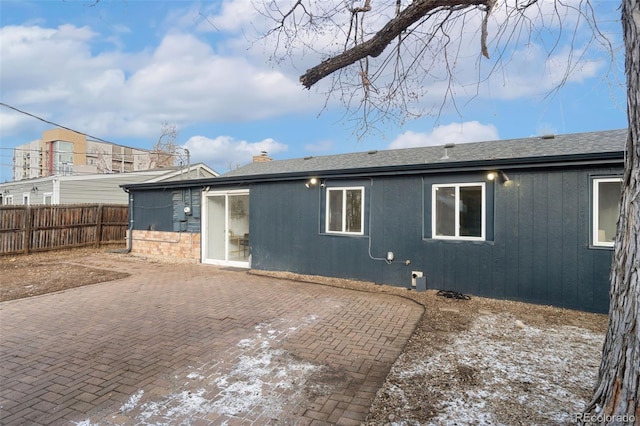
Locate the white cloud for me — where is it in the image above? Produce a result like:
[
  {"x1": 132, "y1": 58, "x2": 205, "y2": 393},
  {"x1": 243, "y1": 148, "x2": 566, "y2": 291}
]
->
[
  {"x1": 389, "y1": 122, "x2": 499, "y2": 149},
  {"x1": 183, "y1": 135, "x2": 288, "y2": 173},
  {"x1": 197, "y1": 1, "x2": 258, "y2": 33},
  {"x1": 0, "y1": 24, "x2": 318, "y2": 140},
  {"x1": 0, "y1": 111, "x2": 41, "y2": 137}
]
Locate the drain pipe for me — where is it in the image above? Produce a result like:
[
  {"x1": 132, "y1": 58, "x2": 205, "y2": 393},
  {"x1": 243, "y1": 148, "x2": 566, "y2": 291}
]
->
[
  {"x1": 111, "y1": 190, "x2": 134, "y2": 254},
  {"x1": 125, "y1": 191, "x2": 134, "y2": 253}
]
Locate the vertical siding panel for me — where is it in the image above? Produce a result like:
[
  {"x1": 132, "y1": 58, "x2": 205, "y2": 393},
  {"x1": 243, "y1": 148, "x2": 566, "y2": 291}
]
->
[
  {"x1": 466, "y1": 244, "x2": 481, "y2": 296},
  {"x1": 531, "y1": 173, "x2": 549, "y2": 302},
  {"x1": 503, "y1": 175, "x2": 520, "y2": 299},
  {"x1": 592, "y1": 251, "x2": 613, "y2": 312},
  {"x1": 424, "y1": 241, "x2": 440, "y2": 290},
  {"x1": 442, "y1": 244, "x2": 457, "y2": 289},
  {"x1": 492, "y1": 180, "x2": 509, "y2": 298},
  {"x1": 546, "y1": 173, "x2": 564, "y2": 305},
  {"x1": 479, "y1": 242, "x2": 494, "y2": 296},
  {"x1": 517, "y1": 173, "x2": 534, "y2": 300},
  {"x1": 561, "y1": 171, "x2": 579, "y2": 307},
  {"x1": 576, "y1": 173, "x2": 593, "y2": 309}
]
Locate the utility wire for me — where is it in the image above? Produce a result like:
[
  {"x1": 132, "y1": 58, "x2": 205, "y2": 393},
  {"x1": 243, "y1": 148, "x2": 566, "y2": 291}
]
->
[
  {"x1": 0, "y1": 102, "x2": 117, "y2": 145},
  {"x1": 1, "y1": 147, "x2": 165, "y2": 157}
]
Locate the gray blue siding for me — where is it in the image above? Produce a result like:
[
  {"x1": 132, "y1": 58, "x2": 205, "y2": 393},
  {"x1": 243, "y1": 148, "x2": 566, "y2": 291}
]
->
[
  {"x1": 132, "y1": 188, "x2": 202, "y2": 232},
  {"x1": 249, "y1": 167, "x2": 619, "y2": 313}
]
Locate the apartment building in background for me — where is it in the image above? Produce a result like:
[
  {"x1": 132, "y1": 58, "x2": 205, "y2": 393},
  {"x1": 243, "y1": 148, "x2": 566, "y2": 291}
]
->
[{"x1": 12, "y1": 129, "x2": 159, "y2": 182}]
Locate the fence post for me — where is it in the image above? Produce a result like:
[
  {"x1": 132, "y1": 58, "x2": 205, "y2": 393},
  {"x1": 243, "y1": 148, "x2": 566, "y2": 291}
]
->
[
  {"x1": 24, "y1": 206, "x2": 31, "y2": 255},
  {"x1": 95, "y1": 204, "x2": 104, "y2": 248}
]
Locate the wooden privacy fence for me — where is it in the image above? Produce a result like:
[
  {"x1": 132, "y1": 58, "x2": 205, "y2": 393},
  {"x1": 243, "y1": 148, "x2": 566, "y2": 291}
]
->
[{"x1": 0, "y1": 204, "x2": 128, "y2": 255}]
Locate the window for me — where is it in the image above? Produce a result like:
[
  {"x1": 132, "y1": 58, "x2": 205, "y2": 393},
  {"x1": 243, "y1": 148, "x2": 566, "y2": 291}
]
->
[
  {"x1": 326, "y1": 187, "x2": 364, "y2": 234},
  {"x1": 432, "y1": 183, "x2": 485, "y2": 240},
  {"x1": 593, "y1": 177, "x2": 622, "y2": 247},
  {"x1": 43, "y1": 193, "x2": 53, "y2": 205},
  {"x1": 3, "y1": 195, "x2": 13, "y2": 205},
  {"x1": 22, "y1": 193, "x2": 30, "y2": 206}
]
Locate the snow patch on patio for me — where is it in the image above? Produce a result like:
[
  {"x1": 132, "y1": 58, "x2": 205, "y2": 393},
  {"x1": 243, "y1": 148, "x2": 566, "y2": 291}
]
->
[
  {"x1": 119, "y1": 390, "x2": 144, "y2": 413},
  {"x1": 99, "y1": 317, "x2": 320, "y2": 424}
]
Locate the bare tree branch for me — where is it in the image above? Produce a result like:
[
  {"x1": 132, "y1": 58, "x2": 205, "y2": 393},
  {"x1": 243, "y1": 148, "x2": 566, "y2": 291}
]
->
[{"x1": 300, "y1": 0, "x2": 490, "y2": 88}]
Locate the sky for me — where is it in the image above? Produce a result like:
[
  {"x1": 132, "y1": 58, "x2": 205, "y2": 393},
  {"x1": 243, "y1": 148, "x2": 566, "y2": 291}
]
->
[{"x1": 0, "y1": 0, "x2": 628, "y2": 183}]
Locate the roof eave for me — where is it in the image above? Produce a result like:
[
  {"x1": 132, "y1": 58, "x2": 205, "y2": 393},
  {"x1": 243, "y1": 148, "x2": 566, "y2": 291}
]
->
[{"x1": 121, "y1": 151, "x2": 624, "y2": 191}]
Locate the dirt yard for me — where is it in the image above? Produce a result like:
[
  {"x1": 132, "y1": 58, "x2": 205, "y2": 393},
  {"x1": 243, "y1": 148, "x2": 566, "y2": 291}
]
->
[
  {"x1": 0, "y1": 248, "x2": 130, "y2": 302},
  {"x1": 0, "y1": 248, "x2": 608, "y2": 425}
]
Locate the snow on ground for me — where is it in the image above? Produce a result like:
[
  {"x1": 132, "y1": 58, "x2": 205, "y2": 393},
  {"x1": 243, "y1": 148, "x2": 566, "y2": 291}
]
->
[
  {"x1": 79, "y1": 315, "x2": 321, "y2": 425},
  {"x1": 387, "y1": 312, "x2": 605, "y2": 425}
]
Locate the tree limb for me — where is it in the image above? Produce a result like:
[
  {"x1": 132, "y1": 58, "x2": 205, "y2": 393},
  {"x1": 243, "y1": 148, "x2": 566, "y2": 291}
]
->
[{"x1": 300, "y1": 0, "x2": 490, "y2": 88}]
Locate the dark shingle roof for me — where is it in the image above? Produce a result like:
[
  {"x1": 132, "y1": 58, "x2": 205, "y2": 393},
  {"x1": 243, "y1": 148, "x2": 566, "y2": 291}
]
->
[{"x1": 223, "y1": 129, "x2": 626, "y2": 178}]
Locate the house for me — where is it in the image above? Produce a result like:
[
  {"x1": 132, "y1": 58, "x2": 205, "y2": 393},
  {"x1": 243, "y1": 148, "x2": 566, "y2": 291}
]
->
[
  {"x1": 121, "y1": 129, "x2": 626, "y2": 313},
  {"x1": 0, "y1": 163, "x2": 217, "y2": 206}
]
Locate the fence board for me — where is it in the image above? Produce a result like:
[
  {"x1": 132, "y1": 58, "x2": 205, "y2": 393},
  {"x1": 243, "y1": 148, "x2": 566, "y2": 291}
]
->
[{"x1": 0, "y1": 204, "x2": 128, "y2": 255}]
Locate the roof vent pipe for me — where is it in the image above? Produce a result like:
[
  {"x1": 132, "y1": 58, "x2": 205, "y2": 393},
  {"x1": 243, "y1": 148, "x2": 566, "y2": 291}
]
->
[{"x1": 441, "y1": 143, "x2": 455, "y2": 160}]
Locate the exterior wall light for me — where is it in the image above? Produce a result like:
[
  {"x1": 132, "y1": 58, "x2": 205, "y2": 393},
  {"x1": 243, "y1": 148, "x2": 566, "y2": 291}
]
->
[
  {"x1": 487, "y1": 171, "x2": 510, "y2": 184},
  {"x1": 305, "y1": 178, "x2": 318, "y2": 188}
]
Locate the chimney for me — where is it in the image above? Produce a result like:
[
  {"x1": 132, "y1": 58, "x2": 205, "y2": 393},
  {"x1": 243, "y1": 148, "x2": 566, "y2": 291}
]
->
[{"x1": 252, "y1": 151, "x2": 272, "y2": 163}]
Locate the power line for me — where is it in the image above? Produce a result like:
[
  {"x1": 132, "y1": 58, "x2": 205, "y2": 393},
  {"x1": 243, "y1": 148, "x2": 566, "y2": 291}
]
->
[
  {"x1": 0, "y1": 102, "x2": 118, "y2": 145},
  {"x1": 0, "y1": 147, "x2": 183, "y2": 157}
]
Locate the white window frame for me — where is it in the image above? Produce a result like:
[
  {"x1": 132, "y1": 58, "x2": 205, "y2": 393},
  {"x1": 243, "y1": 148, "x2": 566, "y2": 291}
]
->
[
  {"x1": 43, "y1": 193, "x2": 53, "y2": 205},
  {"x1": 3, "y1": 195, "x2": 14, "y2": 205},
  {"x1": 325, "y1": 186, "x2": 365, "y2": 235},
  {"x1": 432, "y1": 182, "x2": 486, "y2": 241},
  {"x1": 593, "y1": 177, "x2": 622, "y2": 247},
  {"x1": 22, "y1": 192, "x2": 30, "y2": 206}
]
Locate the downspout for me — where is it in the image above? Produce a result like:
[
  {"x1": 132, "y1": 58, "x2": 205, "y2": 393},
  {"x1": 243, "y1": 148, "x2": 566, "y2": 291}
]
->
[
  {"x1": 126, "y1": 191, "x2": 134, "y2": 253},
  {"x1": 112, "y1": 189, "x2": 134, "y2": 253},
  {"x1": 109, "y1": 188, "x2": 133, "y2": 254}
]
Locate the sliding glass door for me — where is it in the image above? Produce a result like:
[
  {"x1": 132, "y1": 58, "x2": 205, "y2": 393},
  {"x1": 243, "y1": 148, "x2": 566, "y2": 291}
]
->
[{"x1": 202, "y1": 190, "x2": 250, "y2": 267}]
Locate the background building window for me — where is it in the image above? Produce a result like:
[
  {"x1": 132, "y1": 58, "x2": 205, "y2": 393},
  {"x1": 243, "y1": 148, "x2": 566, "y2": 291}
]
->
[
  {"x1": 593, "y1": 177, "x2": 622, "y2": 247},
  {"x1": 432, "y1": 183, "x2": 485, "y2": 240},
  {"x1": 326, "y1": 187, "x2": 364, "y2": 234}
]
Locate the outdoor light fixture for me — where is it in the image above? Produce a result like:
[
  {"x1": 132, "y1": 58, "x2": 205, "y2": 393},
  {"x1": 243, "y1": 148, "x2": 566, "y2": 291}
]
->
[
  {"x1": 487, "y1": 171, "x2": 510, "y2": 183},
  {"x1": 305, "y1": 178, "x2": 318, "y2": 188},
  {"x1": 31, "y1": 186, "x2": 38, "y2": 193}
]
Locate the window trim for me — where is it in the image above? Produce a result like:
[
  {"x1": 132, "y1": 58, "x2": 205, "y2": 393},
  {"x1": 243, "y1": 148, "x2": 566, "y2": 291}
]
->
[
  {"x1": 325, "y1": 186, "x2": 365, "y2": 235},
  {"x1": 22, "y1": 192, "x2": 30, "y2": 206},
  {"x1": 3, "y1": 195, "x2": 14, "y2": 205},
  {"x1": 431, "y1": 182, "x2": 486, "y2": 241},
  {"x1": 592, "y1": 177, "x2": 622, "y2": 248}
]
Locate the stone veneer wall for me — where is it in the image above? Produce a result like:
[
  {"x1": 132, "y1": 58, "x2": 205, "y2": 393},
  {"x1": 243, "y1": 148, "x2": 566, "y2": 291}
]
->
[{"x1": 131, "y1": 230, "x2": 201, "y2": 261}]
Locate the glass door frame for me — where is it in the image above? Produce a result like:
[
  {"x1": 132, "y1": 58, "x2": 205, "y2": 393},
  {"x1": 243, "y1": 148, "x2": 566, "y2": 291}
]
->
[{"x1": 201, "y1": 189, "x2": 250, "y2": 268}]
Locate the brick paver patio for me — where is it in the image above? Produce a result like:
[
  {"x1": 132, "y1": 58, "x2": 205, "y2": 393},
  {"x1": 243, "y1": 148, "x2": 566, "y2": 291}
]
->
[{"x1": 0, "y1": 254, "x2": 423, "y2": 425}]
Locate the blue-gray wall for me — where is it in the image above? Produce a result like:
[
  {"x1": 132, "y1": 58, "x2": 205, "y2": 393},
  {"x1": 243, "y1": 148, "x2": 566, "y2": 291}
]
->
[
  {"x1": 131, "y1": 188, "x2": 201, "y2": 232},
  {"x1": 250, "y1": 167, "x2": 620, "y2": 313}
]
